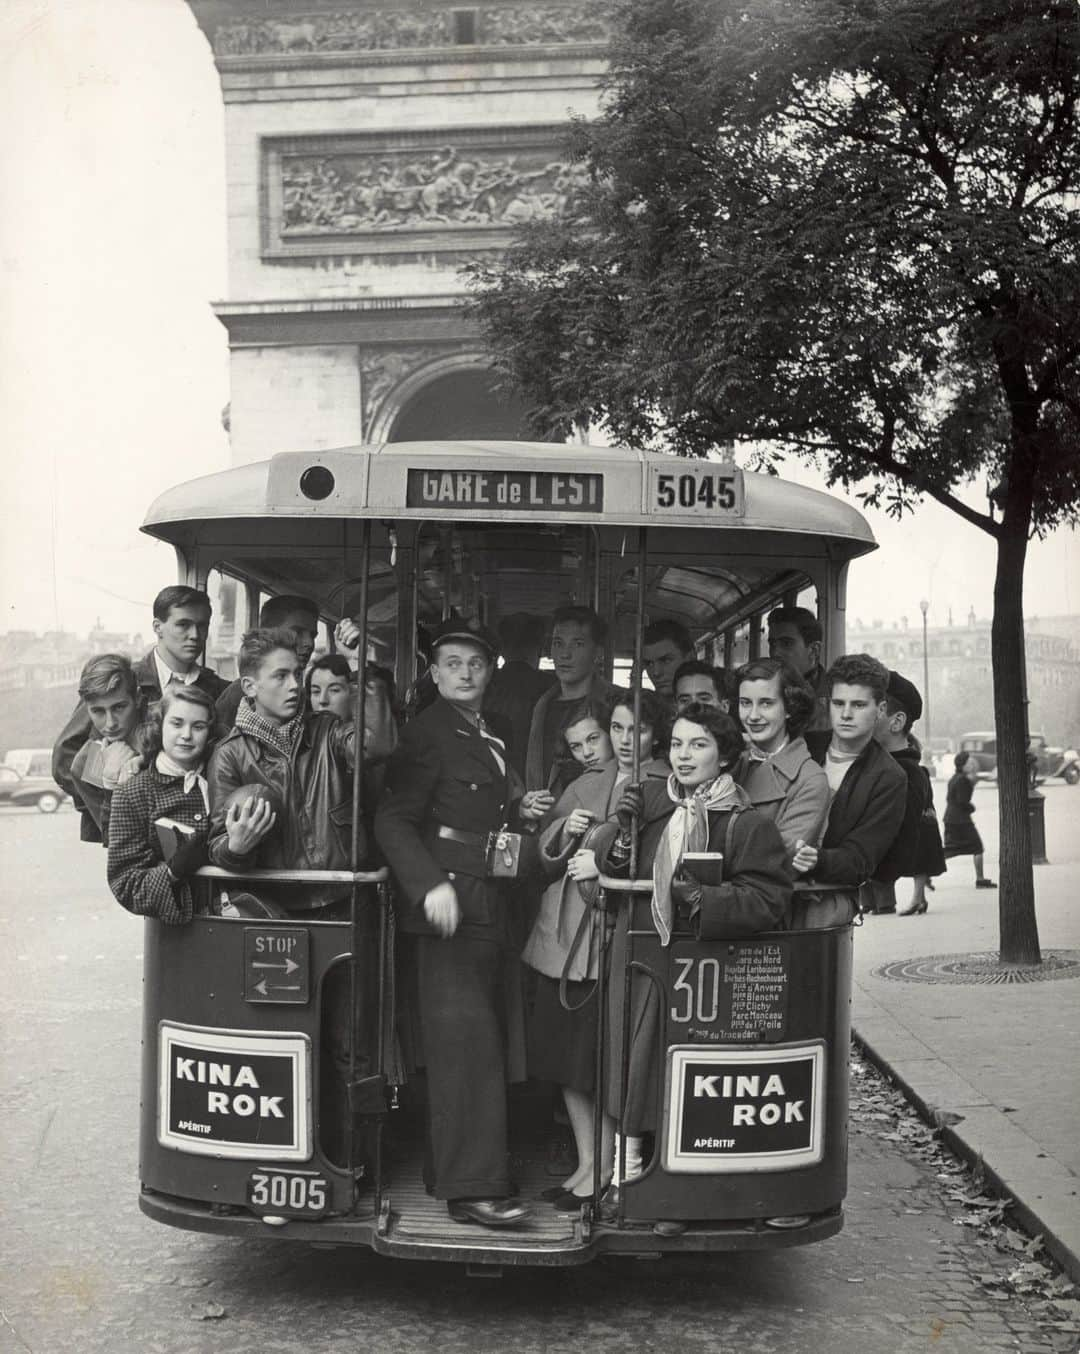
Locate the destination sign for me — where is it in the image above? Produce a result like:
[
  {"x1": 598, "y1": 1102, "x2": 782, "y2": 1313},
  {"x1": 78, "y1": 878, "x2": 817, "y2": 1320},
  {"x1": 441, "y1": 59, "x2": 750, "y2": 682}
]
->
[
  {"x1": 663, "y1": 1042, "x2": 825, "y2": 1173},
  {"x1": 668, "y1": 941, "x2": 790, "y2": 1043},
  {"x1": 406, "y1": 468, "x2": 603, "y2": 513},
  {"x1": 158, "y1": 1023, "x2": 310, "y2": 1160}
]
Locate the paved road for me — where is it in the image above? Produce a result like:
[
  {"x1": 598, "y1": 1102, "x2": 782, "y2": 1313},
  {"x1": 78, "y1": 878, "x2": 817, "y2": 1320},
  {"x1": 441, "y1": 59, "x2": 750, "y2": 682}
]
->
[{"x1": 0, "y1": 793, "x2": 1076, "y2": 1354}]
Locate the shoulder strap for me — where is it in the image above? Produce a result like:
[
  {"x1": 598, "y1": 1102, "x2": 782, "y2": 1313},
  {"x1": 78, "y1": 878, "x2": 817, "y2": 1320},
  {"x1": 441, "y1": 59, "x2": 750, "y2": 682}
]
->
[{"x1": 722, "y1": 805, "x2": 743, "y2": 876}]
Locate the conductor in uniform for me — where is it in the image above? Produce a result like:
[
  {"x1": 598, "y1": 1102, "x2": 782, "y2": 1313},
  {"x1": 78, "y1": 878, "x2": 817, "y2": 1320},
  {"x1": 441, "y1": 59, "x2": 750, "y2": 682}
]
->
[{"x1": 375, "y1": 618, "x2": 549, "y2": 1227}]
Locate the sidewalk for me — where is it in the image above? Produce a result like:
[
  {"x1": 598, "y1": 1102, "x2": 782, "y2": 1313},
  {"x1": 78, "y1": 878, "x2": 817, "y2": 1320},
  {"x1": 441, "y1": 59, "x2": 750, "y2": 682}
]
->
[{"x1": 851, "y1": 849, "x2": 1080, "y2": 1282}]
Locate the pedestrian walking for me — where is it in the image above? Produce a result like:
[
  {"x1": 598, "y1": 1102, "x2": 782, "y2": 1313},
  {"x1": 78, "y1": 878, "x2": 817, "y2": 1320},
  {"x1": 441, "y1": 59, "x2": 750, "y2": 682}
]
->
[{"x1": 942, "y1": 751, "x2": 996, "y2": 888}]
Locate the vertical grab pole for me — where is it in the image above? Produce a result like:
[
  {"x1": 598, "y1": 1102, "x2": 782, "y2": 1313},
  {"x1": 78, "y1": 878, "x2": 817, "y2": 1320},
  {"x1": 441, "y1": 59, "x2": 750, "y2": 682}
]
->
[
  {"x1": 630, "y1": 527, "x2": 648, "y2": 880},
  {"x1": 348, "y1": 517, "x2": 372, "y2": 1198},
  {"x1": 597, "y1": 528, "x2": 649, "y2": 1215}
]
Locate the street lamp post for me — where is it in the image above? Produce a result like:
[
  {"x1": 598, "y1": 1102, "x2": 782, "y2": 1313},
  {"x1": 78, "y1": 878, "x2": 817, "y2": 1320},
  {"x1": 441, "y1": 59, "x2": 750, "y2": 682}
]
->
[{"x1": 919, "y1": 599, "x2": 931, "y2": 747}]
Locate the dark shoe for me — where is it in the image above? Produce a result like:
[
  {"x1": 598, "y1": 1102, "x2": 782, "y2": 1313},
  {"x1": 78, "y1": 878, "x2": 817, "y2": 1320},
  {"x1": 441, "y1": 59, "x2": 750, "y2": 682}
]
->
[
  {"x1": 540, "y1": 1185, "x2": 569, "y2": 1203},
  {"x1": 446, "y1": 1197, "x2": 531, "y2": 1228},
  {"x1": 976, "y1": 878, "x2": 997, "y2": 889},
  {"x1": 550, "y1": 1190, "x2": 594, "y2": 1212},
  {"x1": 597, "y1": 1185, "x2": 620, "y2": 1223}
]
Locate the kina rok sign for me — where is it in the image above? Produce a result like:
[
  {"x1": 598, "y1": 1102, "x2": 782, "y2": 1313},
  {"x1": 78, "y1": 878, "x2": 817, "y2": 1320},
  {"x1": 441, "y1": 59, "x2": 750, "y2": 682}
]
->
[
  {"x1": 662, "y1": 1042, "x2": 825, "y2": 1173},
  {"x1": 158, "y1": 1023, "x2": 311, "y2": 1160}
]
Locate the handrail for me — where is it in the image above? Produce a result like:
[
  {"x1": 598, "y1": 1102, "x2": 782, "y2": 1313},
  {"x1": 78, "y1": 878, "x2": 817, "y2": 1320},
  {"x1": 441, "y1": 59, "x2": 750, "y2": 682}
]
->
[
  {"x1": 597, "y1": 875, "x2": 654, "y2": 893},
  {"x1": 194, "y1": 865, "x2": 389, "y2": 885},
  {"x1": 598, "y1": 875, "x2": 857, "y2": 896}
]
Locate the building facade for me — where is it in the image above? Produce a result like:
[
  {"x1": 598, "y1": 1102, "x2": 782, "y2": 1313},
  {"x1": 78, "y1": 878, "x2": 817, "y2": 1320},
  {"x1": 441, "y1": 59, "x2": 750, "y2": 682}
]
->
[
  {"x1": 185, "y1": 0, "x2": 608, "y2": 463},
  {"x1": 846, "y1": 616, "x2": 1080, "y2": 749}
]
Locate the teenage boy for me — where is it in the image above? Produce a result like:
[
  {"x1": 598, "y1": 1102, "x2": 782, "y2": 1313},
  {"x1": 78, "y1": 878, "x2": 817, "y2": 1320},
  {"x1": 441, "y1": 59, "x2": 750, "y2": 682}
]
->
[
  {"x1": 860, "y1": 670, "x2": 930, "y2": 915},
  {"x1": 793, "y1": 654, "x2": 907, "y2": 909},
  {"x1": 215, "y1": 594, "x2": 320, "y2": 732},
  {"x1": 53, "y1": 586, "x2": 228, "y2": 841},
  {"x1": 767, "y1": 606, "x2": 830, "y2": 732},
  {"x1": 68, "y1": 654, "x2": 145, "y2": 844},
  {"x1": 524, "y1": 605, "x2": 619, "y2": 795},
  {"x1": 376, "y1": 618, "x2": 550, "y2": 1229},
  {"x1": 642, "y1": 619, "x2": 694, "y2": 700},
  {"x1": 673, "y1": 659, "x2": 730, "y2": 713},
  {"x1": 207, "y1": 621, "x2": 393, "y2": 903}
]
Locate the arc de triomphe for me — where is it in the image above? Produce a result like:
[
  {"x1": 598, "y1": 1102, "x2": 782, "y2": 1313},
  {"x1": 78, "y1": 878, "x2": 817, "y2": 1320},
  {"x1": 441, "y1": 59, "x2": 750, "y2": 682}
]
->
[{"x1": 185, "y1": 1, "x2": 607, "y2": 463}]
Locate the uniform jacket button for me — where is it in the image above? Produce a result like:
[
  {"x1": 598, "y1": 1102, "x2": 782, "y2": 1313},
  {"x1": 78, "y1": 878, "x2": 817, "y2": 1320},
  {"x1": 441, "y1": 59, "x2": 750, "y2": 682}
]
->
[
  {"x1": 469, "y1": 783, "x2": 478, "y2": 791},
  {"x1": 448, "y1": 872, "x2": 456, "y2": 881}
]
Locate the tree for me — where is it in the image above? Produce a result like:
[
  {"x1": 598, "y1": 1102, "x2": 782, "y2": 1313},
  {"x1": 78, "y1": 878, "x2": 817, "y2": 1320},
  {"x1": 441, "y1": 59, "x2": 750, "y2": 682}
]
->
[{"x1": 468, "y1": 0, "x2": 1080, "y2": 965}]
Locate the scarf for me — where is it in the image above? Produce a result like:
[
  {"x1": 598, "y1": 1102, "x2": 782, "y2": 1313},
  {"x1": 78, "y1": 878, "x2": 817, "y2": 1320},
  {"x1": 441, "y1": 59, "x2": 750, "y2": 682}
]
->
[
  {"x1": 748, "y1": 737, "x2": 789, "y2": 763},
  {"x1": 156, "y1": 751, "x2": 209, "y2": 813},
  {"x1": 235, "y1": 699, "x2": 305, "y2": 761},
  {"x1": 652, "y1": 772, "x2": 742, "y2": 946}
]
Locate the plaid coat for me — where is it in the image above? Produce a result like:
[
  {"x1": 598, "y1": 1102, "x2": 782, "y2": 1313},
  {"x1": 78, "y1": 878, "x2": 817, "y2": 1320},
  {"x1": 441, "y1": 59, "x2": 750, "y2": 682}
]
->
[{"x1": 107, "y1": 765, "x2": 210, "y2": 925}]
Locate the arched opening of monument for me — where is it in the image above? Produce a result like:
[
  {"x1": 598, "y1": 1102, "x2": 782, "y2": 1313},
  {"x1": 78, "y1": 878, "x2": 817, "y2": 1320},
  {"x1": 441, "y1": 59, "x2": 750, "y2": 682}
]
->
[{"x1": 388, "y1": 368, "x2": 531, "y2": 442}]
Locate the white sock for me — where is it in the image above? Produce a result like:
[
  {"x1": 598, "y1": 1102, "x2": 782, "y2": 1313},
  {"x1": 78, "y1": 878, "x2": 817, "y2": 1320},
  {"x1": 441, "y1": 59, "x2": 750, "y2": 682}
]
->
[{"x1": 613, "y1": 1133, "x2": 643, "y2": 1184}]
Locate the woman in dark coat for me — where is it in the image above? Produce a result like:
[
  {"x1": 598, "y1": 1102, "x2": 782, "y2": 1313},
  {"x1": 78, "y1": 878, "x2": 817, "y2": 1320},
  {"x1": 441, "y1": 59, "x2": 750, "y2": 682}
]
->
[
  {"x1": 594, "y1": 702, "x2": 792, "y2": 1182},
  {"x1": 943, "y1": 750, "x2": 996, "y2": 888}
]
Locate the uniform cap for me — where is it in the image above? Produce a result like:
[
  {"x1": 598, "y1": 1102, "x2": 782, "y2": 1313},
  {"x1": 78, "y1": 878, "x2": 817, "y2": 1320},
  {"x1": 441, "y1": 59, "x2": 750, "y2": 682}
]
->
[
  {"x1": 429, "y1": 616, "x2": 499, "y2": 661},
  {"x1": 887, "y1": 670, "x2": 923, "y2": 726}
]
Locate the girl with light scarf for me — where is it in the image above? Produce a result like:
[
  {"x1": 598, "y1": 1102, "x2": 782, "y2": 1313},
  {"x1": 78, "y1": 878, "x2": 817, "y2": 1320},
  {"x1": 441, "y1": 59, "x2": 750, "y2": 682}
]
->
[{"x1": 594, "y1": 704, "x2": 792, "y2": 1199}]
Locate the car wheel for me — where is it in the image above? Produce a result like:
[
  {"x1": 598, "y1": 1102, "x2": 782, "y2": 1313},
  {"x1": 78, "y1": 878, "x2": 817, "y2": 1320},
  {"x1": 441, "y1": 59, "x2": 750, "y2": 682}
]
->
[
  {"x1": 1064, "y1": 764, "x2": 1080, "y2": 786},
  {"x1": 36, "y1": 792, "x2": 60, "y2": 814}
]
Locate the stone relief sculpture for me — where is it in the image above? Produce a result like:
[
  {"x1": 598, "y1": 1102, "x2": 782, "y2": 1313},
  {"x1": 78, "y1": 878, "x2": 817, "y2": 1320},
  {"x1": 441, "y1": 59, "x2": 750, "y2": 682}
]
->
[
  {"x1": 280, "y1": 148, "x2": 590, "y2": 234},
  {"x1": 213, "y1": 6, "x2": 610, "y2": 56},
  {"x1": 360, "y1": 347, "x2": 444, "y2": 435}
]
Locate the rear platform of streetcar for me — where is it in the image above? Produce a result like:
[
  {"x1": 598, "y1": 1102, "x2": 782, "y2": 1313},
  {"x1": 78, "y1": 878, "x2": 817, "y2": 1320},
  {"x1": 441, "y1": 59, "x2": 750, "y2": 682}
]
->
[{"x1": 134, "y1": 439, "x2": 874, "y2": 1266}]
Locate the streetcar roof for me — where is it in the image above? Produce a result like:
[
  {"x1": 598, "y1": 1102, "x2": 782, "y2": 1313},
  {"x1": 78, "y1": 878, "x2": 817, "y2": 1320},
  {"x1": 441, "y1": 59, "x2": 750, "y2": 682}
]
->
[{"x1": 141, "y1": 440, "x2": 876, "y2": 556}]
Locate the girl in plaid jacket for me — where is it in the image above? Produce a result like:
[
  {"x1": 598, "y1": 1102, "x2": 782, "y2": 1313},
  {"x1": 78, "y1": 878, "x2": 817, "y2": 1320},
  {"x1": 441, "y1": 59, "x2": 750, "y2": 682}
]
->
[{"x1": 107, "y1": 685, "x2": 217, "y2": 925}]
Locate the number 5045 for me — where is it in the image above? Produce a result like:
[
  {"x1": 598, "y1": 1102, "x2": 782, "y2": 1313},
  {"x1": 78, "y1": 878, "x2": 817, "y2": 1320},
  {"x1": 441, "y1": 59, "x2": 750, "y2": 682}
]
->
[{"x1": 654, "y1": 471, "x2": 737, "y2": 512}]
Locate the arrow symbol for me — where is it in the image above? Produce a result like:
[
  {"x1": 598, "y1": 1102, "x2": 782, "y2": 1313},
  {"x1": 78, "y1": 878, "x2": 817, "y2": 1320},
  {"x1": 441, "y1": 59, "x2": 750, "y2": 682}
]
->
[
  {"x1": 254, "y1": 979, "x2": 303, "y2": 997},
  {"x1": 252, "y1": 959, "x2": 300, "y2": 974}
]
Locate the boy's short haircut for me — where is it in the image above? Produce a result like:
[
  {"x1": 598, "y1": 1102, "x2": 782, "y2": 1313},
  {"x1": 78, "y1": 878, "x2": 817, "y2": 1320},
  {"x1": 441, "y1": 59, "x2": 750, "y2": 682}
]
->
[
  {"x1": 643, "y1": 618, "x2": 694, "y2": 654},
  {"x1": 260, "y1": 593, "x2": 319, "y2": 627},
  {"x1": 674, "y1": 658, "x2": 726, "y2": 695},
  {"x1": 305, "y1": 652, "x2": 354, "y2": 697},
  {"x1": 153, "y1": 585, "x2": 212, "y2": 622},
  {"x1": 767, "y1": 606, "x2": 823, "y2": 646},
  {"x1": 238, "y1": 627, "x2": 301, "y2": 679},
  {"x1": 826, "y1": 653, "x2": 890, "y2": 703},
  {"x1": 551, "y1": 604, "x2": 607, "y2": 646},
  {"x1": 736, "y1": 656, "x2": 816, "y2": 736},
  {"x1": 78, "y1": 653, "x2": 139, "y2": 703}
]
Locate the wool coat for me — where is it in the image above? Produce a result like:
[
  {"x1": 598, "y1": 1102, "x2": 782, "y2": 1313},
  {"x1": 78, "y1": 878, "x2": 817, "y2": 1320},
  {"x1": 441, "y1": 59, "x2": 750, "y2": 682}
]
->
[
  {"x1": 733, "y1": 736, "x2": 830, "y2": 873},
  {"x1": 804, "y1": 732, "x2": 908, "y2": 885},
  {"x1": 107, "y1": 764, "x2": 211, "y2": 925}
]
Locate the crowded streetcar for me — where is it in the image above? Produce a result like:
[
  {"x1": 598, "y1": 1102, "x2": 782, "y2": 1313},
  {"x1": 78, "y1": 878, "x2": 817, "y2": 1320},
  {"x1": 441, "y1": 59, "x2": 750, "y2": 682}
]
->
[{"x1": 53, "y1": 439, "x2": 924, "y2": 1268}]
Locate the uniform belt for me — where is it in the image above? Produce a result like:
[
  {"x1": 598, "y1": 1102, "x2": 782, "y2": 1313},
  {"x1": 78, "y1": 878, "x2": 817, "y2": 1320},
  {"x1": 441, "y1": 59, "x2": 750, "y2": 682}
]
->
[{"x1": 435, "y1": 824, "x2": 489, "y2": 848}]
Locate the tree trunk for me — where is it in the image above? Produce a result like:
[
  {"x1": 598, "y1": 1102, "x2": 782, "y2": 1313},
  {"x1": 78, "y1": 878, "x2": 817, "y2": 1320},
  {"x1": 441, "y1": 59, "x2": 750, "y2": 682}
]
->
[{"x1": 991, "y1": 499, "x2": 1041, "y2": 966}]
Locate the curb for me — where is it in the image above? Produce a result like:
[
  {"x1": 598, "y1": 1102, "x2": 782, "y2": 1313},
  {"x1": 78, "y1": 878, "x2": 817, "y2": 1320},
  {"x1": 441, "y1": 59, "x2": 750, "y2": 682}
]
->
[{"x1": 852, "y1": 1028, "x2": 1080, "y2": 1286}]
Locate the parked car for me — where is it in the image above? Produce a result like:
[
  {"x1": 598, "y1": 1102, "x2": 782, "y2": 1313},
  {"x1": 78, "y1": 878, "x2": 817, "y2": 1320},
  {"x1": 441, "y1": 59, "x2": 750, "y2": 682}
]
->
[
  {"x1": 0, "y1": 765, "x2": 67, "y2": 813},
  {"x1": 1028, "y1": 732, "x2": 1080, "y2": 786},
  {"x1": 1, "y1": 748, "x2": 53, "y2": 778},
  {"x1": 957, "y1": 731, "x2": 1079, "y2": 786}
]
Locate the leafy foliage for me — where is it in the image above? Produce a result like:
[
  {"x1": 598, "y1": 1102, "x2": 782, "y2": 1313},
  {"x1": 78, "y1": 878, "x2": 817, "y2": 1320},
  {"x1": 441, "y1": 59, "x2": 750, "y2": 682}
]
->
[{"x1": 468, "y1": 0, "x2": 1080, "y2": 535}]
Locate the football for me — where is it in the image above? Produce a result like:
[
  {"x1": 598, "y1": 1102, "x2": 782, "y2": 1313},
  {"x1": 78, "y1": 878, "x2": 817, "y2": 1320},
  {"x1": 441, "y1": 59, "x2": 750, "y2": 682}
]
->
[{"x1": 222, "y1": 783, "x2": 285, "y2": 824}]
